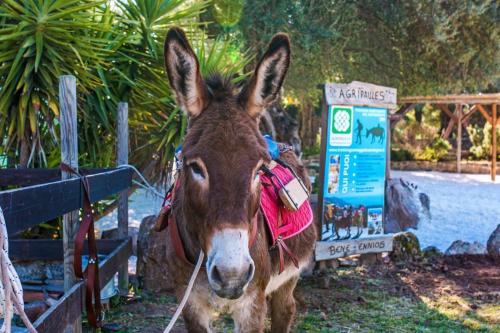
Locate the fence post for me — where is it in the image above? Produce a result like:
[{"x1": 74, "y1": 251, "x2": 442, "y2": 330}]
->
[
  {"x1": 59, "y1": 75, "x2": 82, "y2": 333},
  {"x1": 493, "y1": 103, "x2": 497, "y2": 181},
  {"x1": 117, "y1": 102, "x2": 129, "y2": 294}
]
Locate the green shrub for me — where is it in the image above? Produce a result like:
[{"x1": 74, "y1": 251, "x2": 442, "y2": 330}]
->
[
  {"x1": 415, "y1": 138, "x2": 451, "y2": 161},
  {"x1": 391, "y1": 146, "x2": 414, "y2": 161},
  {"x1": 467, "y1": 123, "x2": 500, "y2": 160}
]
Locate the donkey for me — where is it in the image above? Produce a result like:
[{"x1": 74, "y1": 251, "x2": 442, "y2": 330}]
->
[
  {"x1": 161, "y1": 28, "x2": 317, "y2": 333},
  {"x1": 332, "y1": 206, "x2": 352, "y2": 240}
]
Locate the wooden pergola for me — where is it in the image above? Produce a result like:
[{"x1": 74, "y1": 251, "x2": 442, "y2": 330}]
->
[{"x1": 389, "y1": 93, "x2": 499, "y2": 181}]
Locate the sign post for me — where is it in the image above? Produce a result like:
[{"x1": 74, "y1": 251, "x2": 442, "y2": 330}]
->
[{"x1": 315, "y1": 81, "x2": 397, "y2": 261}]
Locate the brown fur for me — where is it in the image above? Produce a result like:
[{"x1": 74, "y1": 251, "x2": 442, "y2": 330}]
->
[{"x1": 162, "y1": 27, "x2": 317, "y2": 332}]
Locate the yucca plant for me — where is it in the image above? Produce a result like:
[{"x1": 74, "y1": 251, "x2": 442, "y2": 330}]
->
[{"x1": 0, "y1": 0, "x2": 112, "y2": 167}]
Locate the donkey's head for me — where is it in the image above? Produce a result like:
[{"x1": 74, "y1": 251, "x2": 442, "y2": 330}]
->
[{"x1": 164, "y1": 28, "x2": 290, "y2": 299}]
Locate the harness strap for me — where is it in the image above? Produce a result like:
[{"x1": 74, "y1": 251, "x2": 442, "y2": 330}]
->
[
  {"x1": 60, "y1": 163, "x2": 102, "y2": 328},
  {"x1": 276, "y1": 236, "x2": 299, "y2": 273},
  {"x1": 167, "y1": 210, "x2": 260, "y2": 267}
]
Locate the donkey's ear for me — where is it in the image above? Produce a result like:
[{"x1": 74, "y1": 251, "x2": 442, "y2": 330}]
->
[
  {"x1": 240, "y1": 33, "x2": 290, "y2": 118},
  {"x1": 164, "y1": 27, "x2": 208, "y2": 117}
]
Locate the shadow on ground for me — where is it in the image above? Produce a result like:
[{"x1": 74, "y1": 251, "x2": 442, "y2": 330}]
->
[{"x1": 93, "y1": 255, "x2": 499, "y2": 333}]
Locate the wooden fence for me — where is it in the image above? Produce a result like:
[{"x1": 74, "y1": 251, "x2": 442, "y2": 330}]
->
[{"x1": 0, "y1": 75, "x2": 133, "y2": 332}]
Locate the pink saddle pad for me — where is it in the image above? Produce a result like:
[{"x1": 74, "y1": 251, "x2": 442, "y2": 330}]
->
[{"x1": 259, "y1": 163, "x2": 313, "y2": 242}]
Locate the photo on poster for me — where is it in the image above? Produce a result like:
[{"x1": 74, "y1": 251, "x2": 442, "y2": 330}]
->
[
  {"x1": 327, "y1": 155, "x2": 340, "y2": 194},
  {"x1": 367, "y1": 207, "x2": 383, "y2": 235}
]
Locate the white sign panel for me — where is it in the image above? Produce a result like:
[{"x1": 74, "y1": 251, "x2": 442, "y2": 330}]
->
[
  {"x1": 315, "y1": 235, "x2": 393, "y2": 261},
  {"x1": 325, "y1": 81, "x2": 397, "y2": 109}
]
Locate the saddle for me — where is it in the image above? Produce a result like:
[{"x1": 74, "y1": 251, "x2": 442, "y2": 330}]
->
[{"x1": 155, "y1": 136, "x2": 313, "y2": 273}]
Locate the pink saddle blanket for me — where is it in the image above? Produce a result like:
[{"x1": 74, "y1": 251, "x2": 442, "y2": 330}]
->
[{"x1": 259, "y1": 163, "x2": 313, "y2": 243}]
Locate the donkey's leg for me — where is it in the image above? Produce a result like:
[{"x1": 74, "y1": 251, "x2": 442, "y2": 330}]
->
[
  {"x1": 270, "y1": 276, "x2": 299, "y2": 333},
  {"x1": 232, "y1": 291, "x2": 267, "y2": 333}
]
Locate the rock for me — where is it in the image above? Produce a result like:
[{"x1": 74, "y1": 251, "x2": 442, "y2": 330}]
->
[
  {"x1": 390, "y1": 232, "x2": 421, "y2": 261},
  {"x1": 12, "y1": 261, "x2": 63, "y2": 281},
  {"x1": 486, "y1": 224, "x2": 500, "y2": 257},
  {"x1": 359, "y1": 253, "x2": 379, "y2": 266},
  {"x1": 422, "y1": 246, "x2": 443, "y2": 257},
  {"x1": 101, "y1": 226, "x2": 140, "y2": 255},
  {"x1": 384, "y1": 178, "x2": 431, "y2": 233},
  {"x1": 445, "y1": 240, "x2": 486, "y2": 255},
  {"x1": 136, "y1": 215, "x2": 175, "y2": 292}
]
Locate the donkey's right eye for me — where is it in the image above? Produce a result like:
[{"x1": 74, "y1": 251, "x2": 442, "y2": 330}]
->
[{"x1": 189, "y1": 163, "x2": 205, "y2": 181}]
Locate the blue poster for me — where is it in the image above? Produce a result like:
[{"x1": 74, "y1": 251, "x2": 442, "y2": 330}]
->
[{"x1": 321, "y1": 105, "x2": 387, "y2": 241}]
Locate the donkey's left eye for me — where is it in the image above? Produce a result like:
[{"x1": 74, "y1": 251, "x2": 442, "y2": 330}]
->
[{"x1": 189, "y1": 163, "x2": 205, "y2": 180}]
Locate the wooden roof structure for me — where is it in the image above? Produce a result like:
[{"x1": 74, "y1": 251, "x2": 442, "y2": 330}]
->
[{"x1": 390, "y1": 93, "x2": 499, "y2": 181}]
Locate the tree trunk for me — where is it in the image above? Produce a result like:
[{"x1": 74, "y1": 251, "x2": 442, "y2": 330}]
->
[{"x1": 19, "y1": 136, "x2": 30, "y2": 168}]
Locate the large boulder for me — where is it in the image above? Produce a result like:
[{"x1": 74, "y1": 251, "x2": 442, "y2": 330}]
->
[
  {"x1": 136, "y1": 215, "x2": 174, "y2": 292},
  {"x1": 389, "y1": 232, "x2": 421, "y2": 262},
  {"x1": 445, "y1": 240, "x2": 486, "y2": 255},
  {"x1": 486, "y1": 224, "x2": 500, "y2": 257},
  {"x1": 422, "y1": 246, "x2": 443, "y2": 257},
  {"x1": 385, "y1": 178, "x2": 430, "y2": 233}
]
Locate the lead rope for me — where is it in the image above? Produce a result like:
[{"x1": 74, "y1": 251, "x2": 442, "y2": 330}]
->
[
  {"x1": 162, "y1": 251, "x2": 204, "y2": 333},
  {"x1": 0, "y1": 207, "x2": 37, "y2": 333},
  {"x1": 115, "y1": 165, "x2": 202, "y2": 332}
]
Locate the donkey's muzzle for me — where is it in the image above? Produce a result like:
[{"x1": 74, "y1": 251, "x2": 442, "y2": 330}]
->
[
  {"x1": 206, "y1": 228, "x2": 255, "y2": 299},
  {"x1": 208, "y1": 261, "x2": 255, "y2": 299}
]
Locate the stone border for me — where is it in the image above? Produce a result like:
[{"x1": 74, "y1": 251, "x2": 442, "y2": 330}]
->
[{"x1": 391, "y1": 160, "x2": 499, "y2": 174}]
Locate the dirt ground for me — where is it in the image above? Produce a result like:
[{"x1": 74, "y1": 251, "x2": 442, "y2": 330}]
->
[{"x1": 94, "y1": 255, "x2": 499, "y2": 332}]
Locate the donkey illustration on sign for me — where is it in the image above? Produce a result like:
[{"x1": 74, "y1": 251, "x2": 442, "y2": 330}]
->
[
  {"x1": 158, "y1": 28, "x2": 317, "y2": 332},
  {"x1": 366, "y1": 124, "x2": 385, "y2": 144}
]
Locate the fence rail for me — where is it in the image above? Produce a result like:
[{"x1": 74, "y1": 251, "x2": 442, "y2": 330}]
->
[{"x1": 0, "y1": 167, "x2": 133, "y2": 235}]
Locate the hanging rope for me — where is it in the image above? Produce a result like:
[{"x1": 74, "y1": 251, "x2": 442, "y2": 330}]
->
[{"x1": 0, "y1": 207, "x2": 37, "y2": 333}]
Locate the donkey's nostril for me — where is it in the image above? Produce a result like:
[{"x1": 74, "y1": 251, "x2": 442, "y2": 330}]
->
[
  {"x1": 211, "y1": 265, "x2": 223, "y2": 285},
  {"x1": 245, "y1": 262, "x2": 255, "y2": 284}
]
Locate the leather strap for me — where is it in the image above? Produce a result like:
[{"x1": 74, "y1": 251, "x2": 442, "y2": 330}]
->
[
  {"x1": 167, "y1": 209, "x2": 260, "y2": 267},
  {"x1": 60, "y1": 163, "x2": 102, "y2": 328},
  {"x1": 276, "y1": 236, "x2": 299, "y2": 273}
]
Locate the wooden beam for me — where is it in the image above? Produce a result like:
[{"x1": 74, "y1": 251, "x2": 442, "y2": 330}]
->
[
  {"x1": 441, "y1": 118, "x2": 456, "y2": 140},
  {"x1": 31, "y1": 238, "x2": 131, "y2": 333},
  {"x1": 399, "y1": 93, "x2": 500, "y2": 105},
  {"x1": 476, "y1": 104, "x2": 492, "y2": 124},
  {"x1": 9, "y1": 239, "x2": 128, "y2": 261},
  {"x1": 456, "y1": 104, "x2": 463, "y2": 173},
  {"x1": 462, "y1": 105, "x2": 478, "y2": 122},
  {"x1": 493, "y1": 104, "x2": 497, "y2": 182},
  {"x1": 0, "y1": 168, "x2": 133, "y2": 235},
  {"x1": 386, "y1": 117, "x2": 391, "y2": 179},
  {"x1": 389, "y1": 103, "x2": 416, "y2": 129},
  {"x1": 98, "y1": 238, "x2": 132, "y2": 288},
  {"x1": 117, "y1": 102, "x2": 129, "y2": 294},
  {"x1": 437, "y1": 104, "x2": 458, "y2": 122},
  {"x1": 33, "y1": 282, "x2": 84, "y2": 333},
  {"x1": 316, "y1": 92, "x2": 329, "y2": 240},
  {"x1": 0, "y1": 168, "x2": 110, "y2": 187}
]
